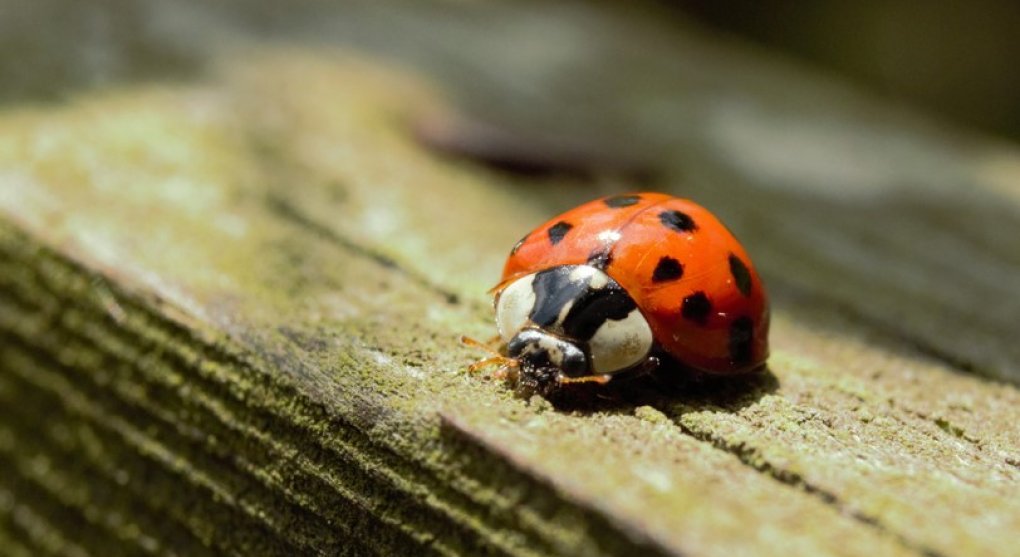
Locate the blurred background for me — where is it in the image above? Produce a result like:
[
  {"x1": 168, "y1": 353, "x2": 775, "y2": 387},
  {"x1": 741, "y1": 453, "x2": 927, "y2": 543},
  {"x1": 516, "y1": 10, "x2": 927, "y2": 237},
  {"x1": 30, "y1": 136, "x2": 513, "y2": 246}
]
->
[
  {"x1": 674, "y1": 0, "x2": 1020, "y2": 141},
  {"x1": 3, "y1": 0, "x2": 1019, "y2": 140}
]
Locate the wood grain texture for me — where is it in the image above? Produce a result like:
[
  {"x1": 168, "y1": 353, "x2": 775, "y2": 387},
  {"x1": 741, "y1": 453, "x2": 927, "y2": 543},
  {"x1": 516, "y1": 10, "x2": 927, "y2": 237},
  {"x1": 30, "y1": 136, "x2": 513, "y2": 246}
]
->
[{"x1": 0, "y1": 2, "x2": 1017, "y2": 556}]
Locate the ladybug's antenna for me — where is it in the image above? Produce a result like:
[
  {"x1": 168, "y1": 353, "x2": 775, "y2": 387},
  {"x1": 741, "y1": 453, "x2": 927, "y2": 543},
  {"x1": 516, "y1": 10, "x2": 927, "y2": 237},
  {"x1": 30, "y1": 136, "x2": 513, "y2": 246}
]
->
[{"x1": 461, "y1": 335, "x2": 519, "y2": 373}]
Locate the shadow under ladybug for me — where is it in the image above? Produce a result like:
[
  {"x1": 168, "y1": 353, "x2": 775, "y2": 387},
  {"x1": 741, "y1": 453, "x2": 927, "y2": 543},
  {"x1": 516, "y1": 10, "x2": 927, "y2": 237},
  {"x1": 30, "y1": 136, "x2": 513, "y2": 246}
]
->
[{"x1": 464, "y1": 333, "x2": 778, "y2": 412}]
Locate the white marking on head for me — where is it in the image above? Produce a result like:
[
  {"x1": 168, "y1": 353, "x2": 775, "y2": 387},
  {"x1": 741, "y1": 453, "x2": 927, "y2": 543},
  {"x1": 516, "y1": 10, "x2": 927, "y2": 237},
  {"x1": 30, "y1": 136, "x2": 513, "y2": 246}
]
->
[
  {"x1": 495, "y1": 273, "x2": 536, "y2": 342},
  {"x1": 588, "y1": 308, "x2": 653, "y2": 374},
  {"x1": 535, "y1": 335, "x2": 565, "y2": 366}
]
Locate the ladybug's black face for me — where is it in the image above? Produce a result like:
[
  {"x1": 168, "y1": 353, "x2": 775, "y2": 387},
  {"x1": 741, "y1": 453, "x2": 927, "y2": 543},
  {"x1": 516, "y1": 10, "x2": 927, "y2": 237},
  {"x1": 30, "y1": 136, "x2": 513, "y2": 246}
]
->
[
  {"x1": 505, "y1": 328, "x2": 586, "y2": 398},
  {"x1": 507, "y1": 328, "x2": 588, "y2": 377},
  {"x1": 513, "y1": 364, "x2": 560, "y2": 399}
]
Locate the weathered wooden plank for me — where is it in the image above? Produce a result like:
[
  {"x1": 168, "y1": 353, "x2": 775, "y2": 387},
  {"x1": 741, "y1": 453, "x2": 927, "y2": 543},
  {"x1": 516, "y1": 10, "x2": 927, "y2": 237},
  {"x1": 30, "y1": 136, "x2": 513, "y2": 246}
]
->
[
  {"x1": 227, "y1": 49, "x2": 1020, "y2": 555},
  {"x1": 0, "y1": 2, "x2": 1017, "y2": 557},
  {"x1": 267, "y1": 2, "x2": 1020, "y2": 384}
]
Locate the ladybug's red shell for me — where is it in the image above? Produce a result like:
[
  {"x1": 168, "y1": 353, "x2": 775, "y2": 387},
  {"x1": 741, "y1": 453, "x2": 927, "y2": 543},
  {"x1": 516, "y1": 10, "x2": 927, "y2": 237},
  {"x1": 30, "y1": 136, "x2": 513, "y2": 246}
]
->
[{"x1": 502, "y1": 192, "x2": 769, "y2": 374}]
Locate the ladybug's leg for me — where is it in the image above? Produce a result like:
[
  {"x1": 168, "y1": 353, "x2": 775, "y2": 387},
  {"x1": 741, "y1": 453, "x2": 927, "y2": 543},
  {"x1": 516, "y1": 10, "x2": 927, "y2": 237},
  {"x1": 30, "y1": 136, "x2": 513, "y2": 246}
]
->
[
  {"x1": 462, "y1": 335, "x2": 520, "y2": 378},
  {"x1": 559, "y1": 374, "x2": 612, "y2": 386},
  {"x1": 467, "y1": 356, "x2": 507, "y2": 373},
  {"x1": 491, "y1": 362, "x2": 520, "y2": 382}
]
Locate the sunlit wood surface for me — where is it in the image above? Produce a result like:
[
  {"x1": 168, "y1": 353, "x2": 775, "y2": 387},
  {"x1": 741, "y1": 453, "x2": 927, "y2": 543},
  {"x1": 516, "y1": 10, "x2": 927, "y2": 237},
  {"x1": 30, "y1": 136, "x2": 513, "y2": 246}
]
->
[{"x1": 0, "y1": 2, "x2": 1017, "y2": 556}]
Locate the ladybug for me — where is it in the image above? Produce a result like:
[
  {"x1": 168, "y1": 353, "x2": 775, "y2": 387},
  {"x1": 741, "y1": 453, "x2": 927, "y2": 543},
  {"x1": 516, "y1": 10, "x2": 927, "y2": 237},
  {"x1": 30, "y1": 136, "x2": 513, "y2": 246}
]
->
[{"x1": 470, "y1": 192, "x2": 769, "y2": 397}]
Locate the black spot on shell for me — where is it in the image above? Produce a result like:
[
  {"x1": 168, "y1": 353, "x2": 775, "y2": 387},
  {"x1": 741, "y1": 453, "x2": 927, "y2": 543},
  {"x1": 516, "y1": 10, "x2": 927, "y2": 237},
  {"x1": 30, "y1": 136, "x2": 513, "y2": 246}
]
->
[
  {"x1": 651, "y1": 256, "x2": 684, "y2": 283},
  {"x1": 547, "y1": 221, "x2": 573, "y2": 245},
  {"x1": 728, "y1": 254, "x2": 752, "y2": 296},
  {"x1": 587, "y1": 246, "x2": 613, "y2": 270},
  {"x1": 603, "y1": 194, "x2": 641, "y2": 208},
  {"x1": 681, "y1": 291, "x2": 712, "y2": 324},
  {"x1": 659, "y1": 210, "x2": 697, "y2": 233},
  {"x1": 729, "y1": 316, "x2": 754, "y2": 366},
  {"x1": 510, "y1": 233, "x2": 528, "y2": 256}
]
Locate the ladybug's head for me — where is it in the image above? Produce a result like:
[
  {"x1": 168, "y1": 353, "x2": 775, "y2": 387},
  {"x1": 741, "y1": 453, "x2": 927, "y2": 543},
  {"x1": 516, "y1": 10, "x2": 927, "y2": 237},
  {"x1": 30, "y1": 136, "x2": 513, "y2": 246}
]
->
[
  {"x1": 505, "y1": 328, "x2": 587, "y2": 396},
  {"x1": 492, "y1": 264, "x2": 654, "y2": 396}
]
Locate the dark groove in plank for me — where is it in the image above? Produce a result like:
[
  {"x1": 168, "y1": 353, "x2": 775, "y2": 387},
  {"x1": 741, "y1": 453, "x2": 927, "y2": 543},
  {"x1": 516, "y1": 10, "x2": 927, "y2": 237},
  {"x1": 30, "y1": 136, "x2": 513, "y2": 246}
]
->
[
  {"x1": 0, "y1": 346, "x2": 308, "y2": 557},
  {"x1": 0, "y1": 231, "x2": 627, "y2": 556},
  {"x1": 0, "y1": 415, "x2": 209, "y2": 557},
  {"x1": 771, "y1": 280, "x2": 1013, "y2": 387},
  {"x1": 0, "y1": 514, "x2": 36, "y2": 557},
  {"x1": 0, "y1": 271, "x2": 533, "y2": 557},
  {"x1": 666, "y1": 419, "x2": 944, "y2": 557},
  {"x1": 265, "y1": 192, "x2": 463, "y2": 306},
  {"x1": 0, "y1": 304, "x2": 429, "y2": 556},
  {"x1": 0, "y1": 485, "x2": 90, "y2": 557},
  {"x1": 0, "y1": 457, "x2": 105, "y2": 557},
  {"x1": 0, "y1": 320, "x2": 435, "y2": 557},
  {"x1": 756, "y1": 195, "x2": 1020, "y2": 385},
  {"x1": 438, "y1": 413, "x2": 680, "y2": 557}
]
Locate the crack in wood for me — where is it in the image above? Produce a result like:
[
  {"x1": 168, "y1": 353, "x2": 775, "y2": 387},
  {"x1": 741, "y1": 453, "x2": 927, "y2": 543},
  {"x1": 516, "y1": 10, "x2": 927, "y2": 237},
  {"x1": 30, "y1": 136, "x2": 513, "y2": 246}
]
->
[
  {"x1": 437, "y1": 412, "x2": 681, "y2": 557},
  {"x1": 773, "y1": 281, "x2": 1014, "y2": 387},
  {"x1": 667, "y1": 419, "x2": 947, "y2": 557},
  {"x1": 0, "y1": 235, "x2": 614, "y2": 556},
  {"x1": 264, "y1": 192, "x2": 463, "y2": 307}
]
